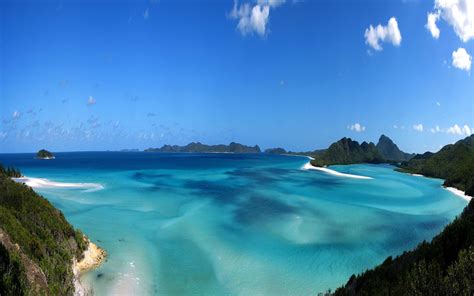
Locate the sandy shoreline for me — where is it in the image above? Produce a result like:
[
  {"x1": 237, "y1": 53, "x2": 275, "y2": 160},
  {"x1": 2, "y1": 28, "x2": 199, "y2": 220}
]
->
[
  {"x1": 301, "y1": 161, "x2": 373, "y2": 180},
  {"x1": 444, "y1": 187, "x2": 472, "y2": 201},
  {"x1": 73, "y1": 238, "x2": 107, "y2": 296},
  {"x1": 13, "y1": 176, "x2": 104, "y2": 192}
]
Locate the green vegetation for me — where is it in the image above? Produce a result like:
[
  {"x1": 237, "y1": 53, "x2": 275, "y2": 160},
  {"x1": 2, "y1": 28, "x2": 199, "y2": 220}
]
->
[
  {"x1": 36, "y1": 149, "x2": 54, "y2": 159},
  {"x1": 0, "y1": 165, "x2": 87, "y2": 295},
  {"x1": 145, "y1": 142, "x2": 261, "y2": 153},
  {"x1": 310, "y1": 137, "x2": 385, "y2": 166},
  {"x1": 0, "y1": 164, "x2": 22, "y2": 178},
  {"x1": 376, "y1": 134, "x2": 413, "y2": 162},
  {"x1": 334, "y1": 198, "x2": 474, "y2": 295},
  {"x1": 398, "y1": 135, "x2": 474, "y2": 196}
]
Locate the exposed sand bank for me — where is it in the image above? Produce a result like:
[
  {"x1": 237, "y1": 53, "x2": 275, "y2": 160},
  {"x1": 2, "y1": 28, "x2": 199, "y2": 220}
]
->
[
  {"x1": 301, "y1": 161, "x2": 373, "y2": 180},
  {"x1": 13, "y1": 176, "x2": 104, "y2": 192}
]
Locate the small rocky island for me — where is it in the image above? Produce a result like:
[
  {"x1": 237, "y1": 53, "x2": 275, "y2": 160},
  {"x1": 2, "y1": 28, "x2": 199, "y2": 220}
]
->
[{"x1": 36, "y1": 149, "x2": 55, "y2": 159}]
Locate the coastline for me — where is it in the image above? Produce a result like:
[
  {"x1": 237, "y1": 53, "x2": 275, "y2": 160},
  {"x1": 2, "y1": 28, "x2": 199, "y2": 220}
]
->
[
  {"x1": 13, "y1": 176, "x2": 104, "y2": 191},
  {"x1": 397, "y1": 171, "x2": 472, "y2": 202},
  {"x1": 301, "y1": 160, "x2": 373, "y2": 180},
  {"x1": 73, "y1": 238, "x2": 107, "y2": 296},
  {"x1": 444, "y1": 186, "x2": 472, "y2": 201}
]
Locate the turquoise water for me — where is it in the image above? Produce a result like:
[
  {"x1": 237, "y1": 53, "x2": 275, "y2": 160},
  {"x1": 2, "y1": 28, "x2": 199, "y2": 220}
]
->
[{"x1": 0, "y1": 152, "x2": 468, "y2": 295}]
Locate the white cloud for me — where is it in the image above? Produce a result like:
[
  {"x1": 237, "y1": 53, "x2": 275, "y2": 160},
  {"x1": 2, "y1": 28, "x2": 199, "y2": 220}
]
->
[
  {"x1": 432, "y1": 0, "x2": 474, "y2": 42},
  {"x1": 12, "y1": 111, "x2": 21, "y2": 119},
  {"x1": 446, "y1": 124, "x2": 472, "y2": 136},
  {"x1": 452, "y1": 47, "x2": 472, "y2": 71},
  {"x1": 429, "y1": 124, "x2": 472, "y2": 136},
  {"x1": 436, "y1": 101, "x2": 441, "y2": 106},
  {"x1": 87, "y1": 96, "x2": 96, "y2": 106},
  {"x1": 257, "y1": 0, "x2": 285, "y2": 7},
  {"x1": 364, "y1": 17, "x2": 402, "y2": 51},
  {"x1": 413, "y1": 124, "x2": 424, "y2": 132},
  {"x1": 430, "y1": 125, "x2": 441, "y2": 133},
  {"x1": 348, "y1": 123, "x2": 366, "y2": 132},
  {"x1": 426, "y1": 11, "x2": 441, "y2": 39},
  {"x1": 393, "y1": 124, "x2": 398, "y2": 129},
  {"x1": 229, "y1": 0, "x2": 286, "y2": 37},
  {"x1": 143, "y1": 8, "x2": 149, "y2": 20}
]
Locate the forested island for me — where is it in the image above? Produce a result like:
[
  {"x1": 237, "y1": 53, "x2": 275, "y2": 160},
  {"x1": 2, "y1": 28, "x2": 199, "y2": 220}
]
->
[
  {"x1": 0, "y1": 165, "x2": 99, "y2": 295},
  {"x1": 145, "y1": 142, "x2": 261, "y2": 153},
  {"x1": 36, "y1": 149, "x2": 54, "y2": 159}
]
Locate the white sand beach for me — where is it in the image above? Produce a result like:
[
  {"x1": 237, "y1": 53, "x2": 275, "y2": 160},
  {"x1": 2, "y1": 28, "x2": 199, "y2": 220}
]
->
[
  {"x1": 73, "y1": 239, "x2": 107, "y2": 296},
  {"x1": 301, "y1": 161, "x2": 373, "y2": 180},
  {"x1": 445, "y1": 187, "x2": 472, "y2": 201},
  {"x1": 13, "y1": 177, "x2": 103, "y2": 191}
]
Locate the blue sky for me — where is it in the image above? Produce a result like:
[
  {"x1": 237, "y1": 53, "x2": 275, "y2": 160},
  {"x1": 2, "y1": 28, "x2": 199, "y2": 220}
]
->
[{"x1": 1, "y1": 0, "x2": 473, "y2": 153}]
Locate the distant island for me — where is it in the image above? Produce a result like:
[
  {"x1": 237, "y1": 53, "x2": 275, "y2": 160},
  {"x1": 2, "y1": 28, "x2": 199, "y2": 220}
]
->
[
  {"x1": 145, "y1": 142, "x2": 261, "y2": 153},
  {"x1": 264, "y1": 147, "x2": 287, "y2": 154},
  {"x1": 265, "y1": 135, "x2": 413, "y2": 165},
  {"x1": 119, "y1": 148, "x2": 140, "y2": 152},
  {"x1": 36, "y1": 149, "x2": 55, "y2": 159}
]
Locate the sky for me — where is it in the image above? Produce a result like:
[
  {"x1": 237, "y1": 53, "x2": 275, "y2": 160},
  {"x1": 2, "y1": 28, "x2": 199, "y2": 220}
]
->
[{"x1": 1, "y1": 0, "x2": 473, "y2": 153}]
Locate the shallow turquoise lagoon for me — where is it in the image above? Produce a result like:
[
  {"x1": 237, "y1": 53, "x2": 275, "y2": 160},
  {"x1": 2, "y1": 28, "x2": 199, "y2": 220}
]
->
[{"x1": 0, "y1": 152, "x2": 467, "y2": 295}]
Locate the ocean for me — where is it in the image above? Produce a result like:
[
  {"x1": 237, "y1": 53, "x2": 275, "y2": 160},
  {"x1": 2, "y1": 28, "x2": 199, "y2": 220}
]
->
[{"x1": 0, "y1": 152, "x2": 467, "y2": 295}]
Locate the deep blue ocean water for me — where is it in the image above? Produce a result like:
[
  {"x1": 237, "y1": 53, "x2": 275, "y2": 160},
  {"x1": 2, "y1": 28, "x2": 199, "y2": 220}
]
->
[{"x1": 0, "y1": 152, "x2": 468, "y2": 295}]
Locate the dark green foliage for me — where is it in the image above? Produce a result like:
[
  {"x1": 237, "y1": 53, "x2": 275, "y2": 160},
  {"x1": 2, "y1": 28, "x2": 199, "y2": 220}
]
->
[
  {"x1": 264, "y1": 147, "x2": 287, "y2": 154},
  {"x1": 376, "y1": 135, "x2": 414, "y2": 162},
  {"x1": 334, "y1": 199, "x2": 474, "y2": 295},
  {"x1": 0, "y1": 166, "x2": 87, "y2": 295},
  {"x1": 398, "y1": 135, "x2": 474, "y2": 196},
  {"x1": 0, "y1": 164, "x2": 22, "y2": 178},
  {"x1": 311, "y1": 137, "x2": 385, "y2": 166},
  {"x1": 36, "y1": 149, "x2": 54, "y2": 159},
  {"x1": 0, "y1": 243, "x2": 28, "y2": 295},
  {"x1": 145, "y1": 142, "x2": 261, "y2": 153}
]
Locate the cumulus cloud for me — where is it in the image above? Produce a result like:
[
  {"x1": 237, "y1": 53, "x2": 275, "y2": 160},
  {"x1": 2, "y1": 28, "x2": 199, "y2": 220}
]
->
[
  {"x1": 229, "y1": 0, "x2": 285, "y2": 37},
  {"x1": 429, "y1": 0, "x2": 474, "y2": 42},
  {"x1": 364, "y1": 17, "x2": 402, "y2": 51},
  {"x1": 426, "y1": 11, "x2": 441, "y2": 39},
  {"x1": 429, "y1": 124, "x2": 472, "y2": 136},
  {"x1": 348, "y1": 123, "x2": 366, "y2": 132},
  {"x1": 452, "y1": 47, "x2": 472, "y2": 71},
  {"x1": 446, "y1": 124, "x2": 472, "y2": 136},
  {"x1": 413, "y1": 124, "x2": 424, "y2": 132},
  {"x1": 87, "y1": 96, "x2": 96, "y2": 106}
]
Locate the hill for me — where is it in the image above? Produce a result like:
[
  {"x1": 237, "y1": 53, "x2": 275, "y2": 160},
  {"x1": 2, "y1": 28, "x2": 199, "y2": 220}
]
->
[
  {"x1": 398, "y1": 135, "x2": 474, "y2": 196},
  {"x1": 376, "y1": 135, "x2": 413, "y2": 162},
  {"x1": 264, "y1": 147, "x2": 287, "y2": 154},
  {"x1": 145, "y1": 142, "x2": 261, "y2": 153},
  {"x1": 310, "y1": 137, "x2": 385, "y2": 166},
  {"x1": 0, "y1": 165, "x2": 87, "y2": 295}
]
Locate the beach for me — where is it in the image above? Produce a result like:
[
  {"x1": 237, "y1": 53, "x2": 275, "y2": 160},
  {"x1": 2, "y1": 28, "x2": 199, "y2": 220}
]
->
[
  {"x1": 13, "y1": 176, "x2": 104, "y2": 192},
  {"x1": 301, "y1": 161, "x2": 373, "y2": 179},
  {"x1": 444, "y1": 186, "x2": 473, "y2": 201},
  {"x1": 73, "y1": 238, "x2": 107, "y2": 296}
]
